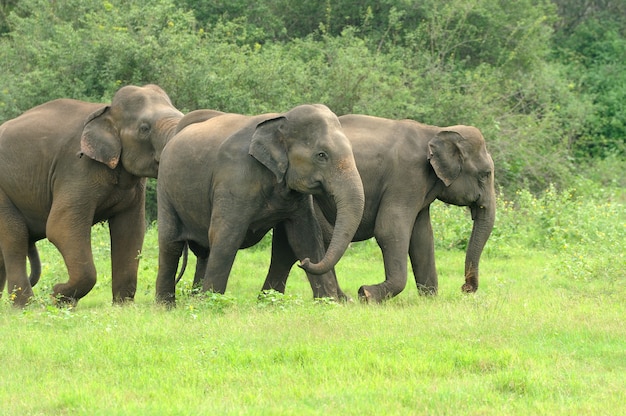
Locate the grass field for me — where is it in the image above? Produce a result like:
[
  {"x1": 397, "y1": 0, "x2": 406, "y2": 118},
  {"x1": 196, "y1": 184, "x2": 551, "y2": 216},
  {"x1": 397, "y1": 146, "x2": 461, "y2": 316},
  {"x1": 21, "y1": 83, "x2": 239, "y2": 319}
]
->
[{"x1": 1, "y1": 187, "x2": 624, "y2": 415}]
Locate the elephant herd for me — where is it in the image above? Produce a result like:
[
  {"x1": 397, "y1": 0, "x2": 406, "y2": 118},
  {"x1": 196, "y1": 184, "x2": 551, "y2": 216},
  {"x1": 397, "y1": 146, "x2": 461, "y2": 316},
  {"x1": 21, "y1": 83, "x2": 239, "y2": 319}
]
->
[{"x1": 0, "y1": 84, "x2": 495, "y2": 308}]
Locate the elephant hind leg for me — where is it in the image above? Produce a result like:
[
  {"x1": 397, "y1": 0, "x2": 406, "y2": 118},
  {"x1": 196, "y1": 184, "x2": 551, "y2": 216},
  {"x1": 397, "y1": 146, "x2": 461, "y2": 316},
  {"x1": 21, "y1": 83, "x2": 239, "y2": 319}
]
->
[
  {"x1": 187, "y1": 241, "x2": 209, "y2": 292},
  {"x1": 156, "y1": 239, "x2": 186, "y2": 305},
  {"x1": 0, "y1": 201, "x2": 34, "y2": 306},
  {"x1": 409, "y1": 207, "x2": 438, "y2": 296},
  {"x1": 192, "y1": 256, "x2": 208, "y2": 292},
  {"x1": 262, "y1": 223, "x2": 295, "y2": 294}
]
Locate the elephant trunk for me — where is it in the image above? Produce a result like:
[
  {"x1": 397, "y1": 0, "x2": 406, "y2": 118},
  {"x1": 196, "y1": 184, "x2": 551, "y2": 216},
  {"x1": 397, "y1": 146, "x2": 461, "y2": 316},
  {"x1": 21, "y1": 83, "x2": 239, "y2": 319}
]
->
[
  {"x1": 154, "y1": 114, "x2": 184, "y2": 161},
  {"x1": 299, "y1": 169, "x2": 364, "y2": 275},
  {"x1": 462, "y1": 195, "x2": 496, "y2": 292}
]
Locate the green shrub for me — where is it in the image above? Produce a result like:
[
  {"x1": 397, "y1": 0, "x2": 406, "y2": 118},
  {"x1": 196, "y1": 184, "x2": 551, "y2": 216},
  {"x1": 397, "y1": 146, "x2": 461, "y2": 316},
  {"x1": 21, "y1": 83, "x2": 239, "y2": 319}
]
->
[{"x1": 1, "y1": 0, "x2": 624, "y2": 210}]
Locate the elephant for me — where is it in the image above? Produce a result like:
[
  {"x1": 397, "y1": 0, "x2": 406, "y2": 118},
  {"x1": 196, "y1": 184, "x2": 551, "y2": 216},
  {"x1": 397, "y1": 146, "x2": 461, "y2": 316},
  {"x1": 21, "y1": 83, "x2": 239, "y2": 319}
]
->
[
  {"x1": 0, "y1": 84, "x2": 183, "y2": 307},
  {"x1": 155, "y1": 104, "x2": 365, "y2": 305},
  {"x1": 261, "y1": 114, "x2": 496, "y2": 302}
]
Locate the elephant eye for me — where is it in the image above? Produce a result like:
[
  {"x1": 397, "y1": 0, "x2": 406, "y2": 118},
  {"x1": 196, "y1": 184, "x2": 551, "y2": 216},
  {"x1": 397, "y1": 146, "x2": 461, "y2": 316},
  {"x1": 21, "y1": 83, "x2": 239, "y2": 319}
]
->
[
  {"x1": 139, "y1": 123, "x2": 151, "y2": 135},
  {"x1": 316, "y1": 151, "x2": 328, "y2": 161}
]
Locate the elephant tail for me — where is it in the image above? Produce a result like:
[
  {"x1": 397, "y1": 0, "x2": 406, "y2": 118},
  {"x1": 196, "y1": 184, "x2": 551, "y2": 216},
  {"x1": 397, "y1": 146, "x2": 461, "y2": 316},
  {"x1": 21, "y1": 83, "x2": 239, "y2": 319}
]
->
[
  {"x1": 28, "y1": 243, "x2": 42, "y2": 287},
  {"x1": 174, "y1": 242, "x2": 189, "y2": 285}
]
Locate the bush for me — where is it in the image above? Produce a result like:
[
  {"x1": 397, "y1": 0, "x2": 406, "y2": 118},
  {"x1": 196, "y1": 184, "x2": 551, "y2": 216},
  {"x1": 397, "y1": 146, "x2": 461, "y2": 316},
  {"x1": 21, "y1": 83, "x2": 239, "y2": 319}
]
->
[{"x1": 1, "y1": 0, "x2": 623, "y2": 207}]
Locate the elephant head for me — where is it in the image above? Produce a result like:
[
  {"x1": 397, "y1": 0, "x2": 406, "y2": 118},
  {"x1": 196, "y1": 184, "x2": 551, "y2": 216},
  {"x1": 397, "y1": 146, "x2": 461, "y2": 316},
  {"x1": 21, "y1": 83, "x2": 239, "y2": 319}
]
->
[
  {"x1": 250, "y1": 104, "x2": 365, "y2": 275},
  {"x1": 428, "y1": 126, "x2": 496, "y2": 293},
  {"x1": 79, "y1": 84, "x2": 183, "y2": 178}
]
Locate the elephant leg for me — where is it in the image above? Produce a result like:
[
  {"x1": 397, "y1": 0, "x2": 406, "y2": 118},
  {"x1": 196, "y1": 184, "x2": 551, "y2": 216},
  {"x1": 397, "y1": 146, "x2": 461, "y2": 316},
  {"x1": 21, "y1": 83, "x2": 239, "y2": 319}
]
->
[
  {"x1": 202, "y1": 219, "x2": 248, "y2": 294},
  {"x1": 109, "y1": 203, "x2": 145, "y2": 303},
  {"x1": 156, "y1": 201, "x2": 190, "y2": 305},
  {"x1": 262, "y1": 222, "x2": 296, "y2": 294},
  {"x1": 283, "y1": 208, "x2": 344, "y2": 300},
  {"x1": 0, "y1": 198, "x2": 34, "y2": 306},
  {"x1": 192, "y1": 255, "x2": 208, "y2": 292},
  {"x1": 46, "y1": 206, "x2": 97, "y2": 305},
  {"x1": 155, "y1": 238, "x2": 185, "y2": 305},
  {"x1": 0, "y1": 245, "x2": 34, "y2": 306},
  {"x1": 409, "y1": 206, "x2": 438, "y2": 295},
  {"x1": 358, "y1": 206, "x2": 415, "y2": 303},
  {"x1": 187, "y1": 242, "x2": 209, "y2": 292}
]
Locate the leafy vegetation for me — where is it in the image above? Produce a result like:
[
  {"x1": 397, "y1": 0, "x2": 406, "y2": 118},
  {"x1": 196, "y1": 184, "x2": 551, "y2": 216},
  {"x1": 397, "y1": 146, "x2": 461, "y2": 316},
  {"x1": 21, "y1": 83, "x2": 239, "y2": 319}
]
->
[
  {"x1": 1, "y1": 0, "x2": 624, "y2": 212},
  {"x1": 1, "y1": 184, "x2": 624, "y2": 414}
]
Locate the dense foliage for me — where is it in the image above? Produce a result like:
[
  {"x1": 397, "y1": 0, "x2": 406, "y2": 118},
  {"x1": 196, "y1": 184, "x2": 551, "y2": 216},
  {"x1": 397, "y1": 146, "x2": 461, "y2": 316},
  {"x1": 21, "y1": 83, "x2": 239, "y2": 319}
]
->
[{"x1": 1, "y1": 0, "x2": 624, "y2": 217}]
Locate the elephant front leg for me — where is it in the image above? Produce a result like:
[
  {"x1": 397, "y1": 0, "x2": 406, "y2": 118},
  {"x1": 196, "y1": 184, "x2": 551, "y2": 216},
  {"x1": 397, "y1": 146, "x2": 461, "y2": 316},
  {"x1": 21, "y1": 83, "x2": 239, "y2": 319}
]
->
[
  {"x1": 357, "y1": 239, "x2": 409, "y2": 302},
  {"x1": 409, "y1": 207, "x2": 438, "y2": 295},
  {"x1": 109, "y1": 205, "x2": 145, "y2": 304},
  {"x1": 358, "y1": 207, "x2": 414, "y2": 302},
  {"x1": 48, "y1": 235, "x2": 97, "y2": 305},
  {"x1": 46, "y1": 205, "x2": 100, "y2": 305},
  {"x1": 202, "y1": 219, "x2": 248, "y2": 294}
]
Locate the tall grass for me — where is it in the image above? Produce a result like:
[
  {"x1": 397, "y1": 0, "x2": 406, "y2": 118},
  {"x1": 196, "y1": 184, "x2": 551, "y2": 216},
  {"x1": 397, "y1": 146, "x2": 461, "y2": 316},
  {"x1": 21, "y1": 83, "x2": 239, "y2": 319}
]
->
[{"x1": 1, "y1": 184, "x2": 624, "y2": 415}]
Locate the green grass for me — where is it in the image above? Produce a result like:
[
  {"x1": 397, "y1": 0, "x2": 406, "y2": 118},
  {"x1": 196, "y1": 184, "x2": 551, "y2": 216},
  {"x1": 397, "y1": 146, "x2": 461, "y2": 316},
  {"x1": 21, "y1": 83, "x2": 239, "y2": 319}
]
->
[{"x1": 1, "y1": 185, "x2": 625, "y2": 415}]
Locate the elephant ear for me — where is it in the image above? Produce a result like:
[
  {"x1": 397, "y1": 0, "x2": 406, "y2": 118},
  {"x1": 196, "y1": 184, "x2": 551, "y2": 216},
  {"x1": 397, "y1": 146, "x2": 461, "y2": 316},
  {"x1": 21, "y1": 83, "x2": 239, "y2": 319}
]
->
[
  {"x1": 249, "y1": 116, "x2": 289, "y2": 182},
  {"x1": 79, "y1": 106, "x2": 122, "y2": 169},
  {"x1": 428, "y1": 130, "x2": 464, "y2": 187}
]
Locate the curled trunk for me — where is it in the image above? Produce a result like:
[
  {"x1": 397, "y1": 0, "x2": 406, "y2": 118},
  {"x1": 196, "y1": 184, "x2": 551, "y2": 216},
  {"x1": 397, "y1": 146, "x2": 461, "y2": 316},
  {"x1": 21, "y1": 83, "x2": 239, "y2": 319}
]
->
[{"x1": 299, "y1": 171, "x2": 364, "y2": 275}]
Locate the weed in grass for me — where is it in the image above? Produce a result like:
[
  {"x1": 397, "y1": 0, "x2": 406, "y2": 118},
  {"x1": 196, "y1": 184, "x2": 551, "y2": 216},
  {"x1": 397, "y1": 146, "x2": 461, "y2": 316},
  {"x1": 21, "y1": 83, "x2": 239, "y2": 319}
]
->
[
  {"x1": 183, "y1": 291, "x2": 237, "y2": 316},
  {"x1": 257, "y1": 289, "x2": 304, "y2": 310}
]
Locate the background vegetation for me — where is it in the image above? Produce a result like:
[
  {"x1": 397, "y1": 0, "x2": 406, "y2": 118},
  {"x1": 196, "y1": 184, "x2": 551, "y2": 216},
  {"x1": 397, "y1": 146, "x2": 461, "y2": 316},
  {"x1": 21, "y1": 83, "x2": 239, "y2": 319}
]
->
[{"x1": 1, "y1": 0, "x2": 625, "y2": 219}]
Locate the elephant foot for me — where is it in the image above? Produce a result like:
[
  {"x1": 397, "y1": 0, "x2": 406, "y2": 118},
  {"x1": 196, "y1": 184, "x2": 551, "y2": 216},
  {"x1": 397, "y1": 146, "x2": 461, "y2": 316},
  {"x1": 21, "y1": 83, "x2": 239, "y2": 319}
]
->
[
  {"x1": 462, "y1": 271, "x2": 479, "y2": 293},
  {"x1": 191, "y1": 283, "x2": 204, "y2": 296},
  {"x1": 53, "y1": 280, "x2": 94, "y2": 306},
  {"x1": 416, "y1": 284, "x2": 438, "y2": 296},
  {"x1": 156, "y1": 292, "x2": 176, "y2": 308},
  {"x1": 8, "y1": 287, "x2": 34, "y2": 308},
  {"x1": 51, "y1": 293, "x2": 78, "y2": 308},
  {"x1": 357, "y1": 285, "x2": 387, "y2": 303},
  {"x1": 112, "y1": 296, "x2": 135, "y2": 306},
  {"x1": 461, "y1": 275, "x2": 478, "y2": 293},
  {"x1": 359, "y1": 281, "x2": 405, "y2": 302},
  {"x1": 336, "y1": 287, "x2": 353, "y2": 303},
  {"x1": 461, "y1": 283, "x2": 478, "y2": 293},
  {"x1": 358, "y1": 286, "x2": 373, "y2": 303}
]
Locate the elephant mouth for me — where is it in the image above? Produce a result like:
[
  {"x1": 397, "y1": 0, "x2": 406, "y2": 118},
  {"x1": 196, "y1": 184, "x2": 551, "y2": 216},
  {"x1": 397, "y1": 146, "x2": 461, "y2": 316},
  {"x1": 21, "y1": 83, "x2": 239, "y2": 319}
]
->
[
  {"x1": 470, "y1": 203, "x2": 484, "y2": 220},
  {"x1": 295, "y1": 178, "x2": 323, "y2": 195}
]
